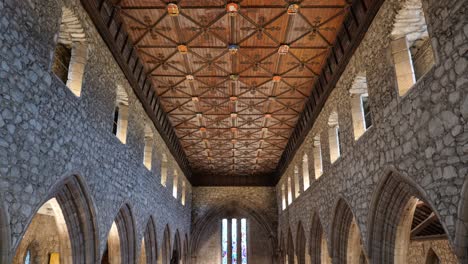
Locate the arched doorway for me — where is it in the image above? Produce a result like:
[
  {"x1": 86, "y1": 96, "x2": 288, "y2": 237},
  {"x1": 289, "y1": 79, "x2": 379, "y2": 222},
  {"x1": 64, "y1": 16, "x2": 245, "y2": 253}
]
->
[{"x1": 12, "y1": 176, "x2": 97, "y2": 264}]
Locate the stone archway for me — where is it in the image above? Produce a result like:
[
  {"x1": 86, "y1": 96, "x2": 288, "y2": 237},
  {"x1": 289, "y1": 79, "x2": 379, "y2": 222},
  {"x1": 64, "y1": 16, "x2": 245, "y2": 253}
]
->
[
  {"x1": 12, "y1": 175, "x2": 97, "y2": 264},
  {"x1": 310, "y1": 212, "x2": 331, "y2": 264},
  {"x1": 330, "y1": 198, "x2": 367, "y2": 264},
  {"x1": 140, "y1": 216, "x2": 158, "y2": 264},
  {"x1": 102, "y1": 203, "x2": 136, "y2": 264},
  {"x1": 296, "y1": 222, "x2": 306, "y2": 264},
  {"x1": 368, "y1": 172, "x2": 457, "y2": 263}
]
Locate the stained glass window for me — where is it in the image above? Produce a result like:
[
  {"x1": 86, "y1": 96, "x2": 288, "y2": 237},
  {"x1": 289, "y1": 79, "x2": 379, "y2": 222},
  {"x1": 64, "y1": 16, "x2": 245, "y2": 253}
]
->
[
  {"x1": 222, "y1": 219, "x2": 228, "y2": 264},
  {"x1": 24, "y1": 250, "x2": 31, "y2": 264},
  {"x1": 241, "y1": 219, "x2": 247, "y2": 264},
  {"x1": 222, "y1": 218, "x2": 247, "y2": 264},
  {"x1": 232, "y1": 219, "x2": 237, "y2": 264}
]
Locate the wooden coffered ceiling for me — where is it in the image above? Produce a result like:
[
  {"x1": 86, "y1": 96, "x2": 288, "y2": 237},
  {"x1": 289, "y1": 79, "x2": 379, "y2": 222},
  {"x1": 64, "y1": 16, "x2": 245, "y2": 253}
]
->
[{"x1": 82, "y1": 0, "x2": 384, "y2": 185}]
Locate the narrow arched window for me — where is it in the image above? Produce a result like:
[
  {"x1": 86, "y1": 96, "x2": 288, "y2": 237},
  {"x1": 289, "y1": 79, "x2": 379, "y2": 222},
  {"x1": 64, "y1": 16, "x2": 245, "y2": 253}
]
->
[
  {"x1": 113, "y1": 85, "x2": 129, "y2": 144},
  {"x1": 172, "y1": 170, "x2": 178, "y2": 199},
  {"x1": 161, "y1": 154, "x2": 168, "y2": 186},
  {"x1": 24, "y1": 249, "x2": 31, "y2": 264},
  {"x1": 281, "y1": 184, "x2": 286, "y2": 210},
  {"x1": 52, "y1": 8, "x2": 87, "y2": 97},
  {"x1": 302, "y1": 154, "x2": 310, "y2": 190},
  {"x1": 181, "y1": 180, "x2": 186, "y2": 205},
  {"x1": 313, "y1": 135, "x2": 323, "y2": 179},
  {"x1": 294, "y1": 166, "x2": 300, "y2": 198},
  {"x1": 287, "y1": 176, "x2": 293, "y2": 205},
  {"x1": 143, "y1": 123, "x2": 153, "y2": 170},
  {"x1": 350, "y1": 74, "x2": 372, "y2": 140},
  {"x1": 391, "y1": 0, "x2": 434, "y2": 96},
  {"x1": 328, "y1": 112, "x2": 341, "y2": 163}
]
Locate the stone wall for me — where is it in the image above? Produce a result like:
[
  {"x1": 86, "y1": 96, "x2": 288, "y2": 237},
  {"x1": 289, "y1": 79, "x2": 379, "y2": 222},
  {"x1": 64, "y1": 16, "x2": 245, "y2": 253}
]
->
[
  {"x1": 407, "y1": 239, "x2": 458, "y2": 264},
  {"x1": 0, "y1": 0, "x2": 193, "y2": 262},
  {"x1": 12, "y1": 214, "x2": 61, "y2": 264},
  {"x1": 191, "y1": 187, "x2": 278, "y2": 264},
  {"x1": 276, "y1": 0, "x2": 468, "y2": 263}
]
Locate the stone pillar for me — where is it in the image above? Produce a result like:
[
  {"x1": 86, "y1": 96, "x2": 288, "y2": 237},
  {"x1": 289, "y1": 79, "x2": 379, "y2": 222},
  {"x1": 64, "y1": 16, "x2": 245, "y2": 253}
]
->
[
  {"x1": 391, "y1": 36, "x2": 416, "y2": 96},
  {"x1": 228, "y1": 219, "x2": 232, "y2": 264},
  {"x1": 66, "y1": 42, "x2": 87, "y2": 97}
]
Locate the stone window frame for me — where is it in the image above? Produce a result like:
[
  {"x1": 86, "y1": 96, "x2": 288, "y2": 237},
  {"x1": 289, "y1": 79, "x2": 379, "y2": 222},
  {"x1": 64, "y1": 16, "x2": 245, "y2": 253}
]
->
[
  {"x1": 390, "y1": 0, "x2": 436, "y2": 97},
  {"x1": 328, "y1": 111, "x2": 341, "y2": 164},
  {"x1": 51, "y1": 7, "x2": 88, "y2": 97},
  {"x1": 173, "y1": 170, "x2": 179, "y2": 199},
  {"x1": 287, "y1": 176, "x2": 293, "y2": 205},
  {"x1": 161, "y1": 153, "x2": 168, "y2": 187},
  {"x1": 143, "y1": 123, "x2": 154, "y2": 170},
  {"x1": 349, "y1": 74, "x2": 373, "y2": 140},
  {"x1": 281, "y1": 183, "x2": 287, "y2": 210},
  {"x1": 312, "y1": 135, "x2": 323, "y2": 179},
  {"x1": 113, "y1": 85, "x2": 130, "y2": 144},
  {"x1": 302, "y1": 153, "x2": 310, "y2": 191},
  {"x1": 294, "y1": 165, "x2": 300, "y2": 198}
]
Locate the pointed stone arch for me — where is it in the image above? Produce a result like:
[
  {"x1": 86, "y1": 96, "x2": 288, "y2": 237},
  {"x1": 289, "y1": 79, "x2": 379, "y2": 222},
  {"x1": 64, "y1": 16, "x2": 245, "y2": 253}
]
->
[
  {"x1": 141, "y1": 216, "x2": 158, "y2": 264},
  {"x1": 426, "y1": 248, "x2": 441, "y2": 264},
  {"x1": 0, "y1": 200, "x2": 11, "y2": 264},
  {"x1": 310, "y1": 212, "x2": 331, "y2": 264},
  {"x1": 104, "y1": 203, "x2": 136, "y2": 264},
  {"x1": 368, "y1": 171, "x2": 456, "y2": 263},
  {"x1": 295, "y1": 222, "x2": 306, "y2": 264},
  {"x1": 287, "y1": 228, "x2": 295, "y2": 264},
  {"x1": 455, "y1": 177, "x2": 468, "y2": 261},
  {"x1": 13, "y1": 175, "x2": 98, "y2": 264},
  {"x1": 171, "y1": 230, "x2": 182, "y2": 264},
  {"x1": 330, "y1": 198, "x2": 366, "y2": 264},
  {"x1": 162, "y1": 225, "x2": 172, "y2": 264}
]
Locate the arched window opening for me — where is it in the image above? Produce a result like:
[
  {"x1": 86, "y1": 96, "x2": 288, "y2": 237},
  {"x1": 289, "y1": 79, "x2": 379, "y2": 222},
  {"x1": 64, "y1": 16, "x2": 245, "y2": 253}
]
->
[
  {"x1": 113, "y1": 85, "x2": 129, "y2": 144},
  {"x1": 102, "y1": 222, "x2": 121, "y2": 264},
  {"x1": 173, "y1": 170, "x2": 179, "y2": 199},
  {"x1": 294, "y1": 166, "x2": 300, "y2": 198},
  {"x1": 287, "y1": 177, "x2": 293, "y2": 205},
  {"x1": 347, "y1": 219, "x2": 367, "y2": 264},
  {"x1": 350, "y1": 74, "x2": 372, "y2": 140},
  {"x1": 391, "y1": 0, "x2": 435, "y2": 96},
  {"x1": 313, "y1": 136, "x2": 323, "y2": 178},
  {"x1": 328, "y1": 112, "x2": 341, "y2": 163},
  {"x1": 181, "y1": 181, "x2": 186, "y2": 206},
  {"x1": 24, "y1": 249, "x2": 31, "y2": 264},
  {"x1": 13, "y1": 198, "x2": 72, "y2": 264},
  {"x1": 52, "y1": 7, "x2": 87, "y2": 97},
  {"x1": 302, "y1": 154, "x2": 310, "y2": 190},
  {"x1": 143, "y1": 124, "x2": 154, "y2": 170},
  {"x1": 281, "y1": 184, "x2": 286, "y2": 210},
  {"x1": 161, "y1": 154, "x2": 168, "y2": 187}
]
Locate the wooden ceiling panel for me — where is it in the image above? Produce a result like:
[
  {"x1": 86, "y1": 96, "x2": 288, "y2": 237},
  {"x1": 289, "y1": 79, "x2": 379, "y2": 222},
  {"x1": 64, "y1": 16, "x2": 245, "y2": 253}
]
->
[{"x1": 76, "y1": 0, "x2": 382, "y2": 184}]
